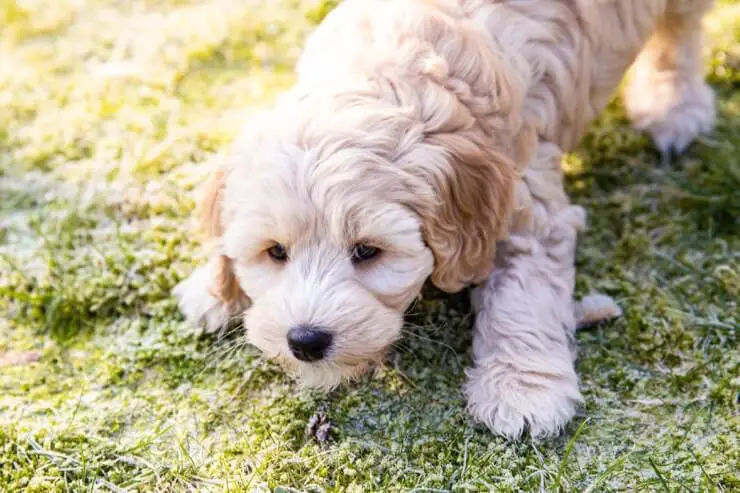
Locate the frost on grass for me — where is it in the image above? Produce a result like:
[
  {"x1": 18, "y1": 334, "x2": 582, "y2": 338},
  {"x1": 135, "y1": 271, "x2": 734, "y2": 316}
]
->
[{"x1": 1, "y1": 1, "x2": 738, "y2": 492}]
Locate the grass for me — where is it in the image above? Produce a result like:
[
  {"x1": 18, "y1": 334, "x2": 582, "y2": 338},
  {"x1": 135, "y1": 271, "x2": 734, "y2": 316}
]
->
[{"x1": 0, "y1": 0, "x2": 738, "y2": 491}]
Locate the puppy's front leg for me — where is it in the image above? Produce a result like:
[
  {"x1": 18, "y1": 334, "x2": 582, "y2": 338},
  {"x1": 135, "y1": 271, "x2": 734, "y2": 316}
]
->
[
  {"x1": 173, "y1": 257, "x2": 250, "y2": 334},
  {"x1": 466, "y1": 205, "x2": 586, "y2": 439}
]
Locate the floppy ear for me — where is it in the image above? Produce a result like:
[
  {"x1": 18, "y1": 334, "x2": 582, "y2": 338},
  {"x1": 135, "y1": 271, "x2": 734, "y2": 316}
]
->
[
  {"x1": 199, "y1": 167, "x2": 228, "y2": 239},
  {"x1": 173, "y1": 167, "x2": 250, "y2": 333},
  {"x1": 412, "y1": 132, "x2": 523, "y2": 293},
  {"x1": 394, "y1": 30, "x2": 535, "y2": 293},
  {"x1": 197, "y1": 168, "x2": 249, "y2": 307}
]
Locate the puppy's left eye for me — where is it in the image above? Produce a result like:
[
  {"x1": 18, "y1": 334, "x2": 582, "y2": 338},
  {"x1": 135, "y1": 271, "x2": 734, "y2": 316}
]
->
[
  {"x1": 267, "y1": 243, "x2": 288, "y2": 262},
  {"x1": 351, "y1": 243, "x2": 380, "y2": 264}
]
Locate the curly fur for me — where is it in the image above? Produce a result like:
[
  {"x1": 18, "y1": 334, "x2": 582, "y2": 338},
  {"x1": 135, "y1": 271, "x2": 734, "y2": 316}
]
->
[{"x1": 174, "y1": 0, "x2": 715, "y2": 438}]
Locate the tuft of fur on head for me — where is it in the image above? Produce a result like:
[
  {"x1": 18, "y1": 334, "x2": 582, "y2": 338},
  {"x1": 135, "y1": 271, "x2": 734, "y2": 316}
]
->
[{"x1": 184, "y1": 0, "x2": 534, "y2": 387}]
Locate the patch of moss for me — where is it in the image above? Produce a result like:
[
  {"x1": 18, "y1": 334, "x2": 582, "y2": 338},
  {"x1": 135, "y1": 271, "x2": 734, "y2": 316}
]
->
[{"x1": 1, "y1": 1, "x2": 738, "y2": 491}]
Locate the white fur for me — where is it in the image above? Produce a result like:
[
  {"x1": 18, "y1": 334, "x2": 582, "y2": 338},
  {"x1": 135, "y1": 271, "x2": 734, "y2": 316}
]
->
[
  {"x1": 173, "y1": 260, "x2": 239, "y2": 333},
  {"x1": 175, "y1": 0, "x2": 715, "y2": 439}
]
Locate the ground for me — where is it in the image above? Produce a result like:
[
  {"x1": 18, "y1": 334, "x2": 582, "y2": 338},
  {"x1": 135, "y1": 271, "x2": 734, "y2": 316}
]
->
[{"x1": 0, "y1": 0, "x2": 738, "y2": 491}]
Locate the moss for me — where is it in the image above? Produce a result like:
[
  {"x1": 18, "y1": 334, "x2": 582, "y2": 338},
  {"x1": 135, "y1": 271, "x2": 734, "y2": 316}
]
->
[{"x1": 1, "y1": 0, "x2": 738, "y2": 491}]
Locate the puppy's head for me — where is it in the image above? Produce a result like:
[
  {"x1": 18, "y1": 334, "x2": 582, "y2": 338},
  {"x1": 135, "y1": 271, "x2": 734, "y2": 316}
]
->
[{"x1": 198, "y1": 74, "x2": 527, "y2": 388}]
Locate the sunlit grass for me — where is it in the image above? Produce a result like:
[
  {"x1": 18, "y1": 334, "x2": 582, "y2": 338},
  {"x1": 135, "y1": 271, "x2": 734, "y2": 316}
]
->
[{"x1": 1, "y1": 1, "x2": 737, "y2": 491}]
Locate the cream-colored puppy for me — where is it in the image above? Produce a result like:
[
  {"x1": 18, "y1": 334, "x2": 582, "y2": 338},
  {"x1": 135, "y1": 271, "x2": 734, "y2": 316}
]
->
[{"x1": 175, "y1": 0, "x2": 715, "y2": 439}]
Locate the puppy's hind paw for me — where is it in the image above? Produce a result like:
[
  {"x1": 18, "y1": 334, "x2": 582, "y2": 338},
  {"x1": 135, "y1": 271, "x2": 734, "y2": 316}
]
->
[
  {"x1": 626, "y1": 77, "x2": 715, "y2": 156},
  {"x1": 574, "y1": 293, "x2": 622, "y2": 330}
]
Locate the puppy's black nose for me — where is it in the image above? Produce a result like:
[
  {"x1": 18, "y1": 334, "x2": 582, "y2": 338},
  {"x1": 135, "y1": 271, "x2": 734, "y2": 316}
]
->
[{"x1": 287, "y1": 326, "x2": 333, "y2": 362}]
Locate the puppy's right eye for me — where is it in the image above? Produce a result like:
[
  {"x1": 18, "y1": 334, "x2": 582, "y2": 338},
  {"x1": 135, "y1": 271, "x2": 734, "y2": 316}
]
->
[
  {"x1": 267, "y1": 243, "x2": 288, "y2": 262},
  {"x1": 351, "y1": 243, "x2": 380, "y2": 264}
]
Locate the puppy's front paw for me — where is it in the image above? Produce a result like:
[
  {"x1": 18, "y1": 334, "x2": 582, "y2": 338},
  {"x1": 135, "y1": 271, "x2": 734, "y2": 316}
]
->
[
  {"x1": 465, "y1": 358, "x2": 583, "y2": 440},
  {"x1": 625, "y1": 77, "x2": 715, "y2": 155},
  {"x1": 173, "y1": 265, "x2": 241, "y2": 333}
]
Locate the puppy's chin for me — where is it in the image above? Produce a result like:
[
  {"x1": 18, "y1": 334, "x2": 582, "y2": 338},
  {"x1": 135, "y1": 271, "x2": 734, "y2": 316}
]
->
[
  {"x1": 252, "y1": 334, "x2": 395, "y2": 390},
  {"x1": 279, "y1": 357, "x2": 382, "y2": 390},
  {"x1": 244, "y1": 285, "x2": 406, "y2": 390}
]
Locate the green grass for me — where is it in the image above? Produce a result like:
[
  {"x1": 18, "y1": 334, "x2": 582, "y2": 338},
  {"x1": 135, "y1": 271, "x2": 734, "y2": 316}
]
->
[{"x1": 1, "y1": 0, "x2": 738, "y2": 491}]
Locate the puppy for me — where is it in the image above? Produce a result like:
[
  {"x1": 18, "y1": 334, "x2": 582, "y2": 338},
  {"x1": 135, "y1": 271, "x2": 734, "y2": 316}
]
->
[{"x1": 174, "y1": 0, "x2": 715, "y2": 439}]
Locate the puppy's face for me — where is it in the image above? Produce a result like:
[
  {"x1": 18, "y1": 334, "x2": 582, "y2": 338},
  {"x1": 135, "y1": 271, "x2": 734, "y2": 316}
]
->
[
  {"x1": 221, "y1": 146, "x2": 434, "y2": 387},
  {"x1": 200, "y1": 82, "x2": 524, "y2": 388}
]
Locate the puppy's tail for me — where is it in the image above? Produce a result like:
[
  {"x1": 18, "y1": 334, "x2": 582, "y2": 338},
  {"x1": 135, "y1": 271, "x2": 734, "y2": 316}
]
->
[{"x1": 574, "y1": 293, "x2": 622, "y2": 330}]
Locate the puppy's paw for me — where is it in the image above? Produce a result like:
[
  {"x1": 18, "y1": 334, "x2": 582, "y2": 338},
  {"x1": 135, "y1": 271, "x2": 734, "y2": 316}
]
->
[
  {"x1": 173, "y1": 265, "x2": 240, "y2": 333},
  {"x1": 465, "y1": 358, "x2": 582, "y2": 440},
  {"x1": 625, "y1": 77, "x2": 715, "y2": 155},
  {"x1": 574, "y1": 293, "x2": 622, "y2": 330}
]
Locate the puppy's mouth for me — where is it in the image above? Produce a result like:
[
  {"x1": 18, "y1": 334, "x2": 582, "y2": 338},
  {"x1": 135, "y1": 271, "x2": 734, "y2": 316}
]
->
[
  {"x1": 244, "y1": 305, "x2": 403, "y2": 389},
  {"x1": 269, "y1": 339, "x2": 391, "y2": 389}
]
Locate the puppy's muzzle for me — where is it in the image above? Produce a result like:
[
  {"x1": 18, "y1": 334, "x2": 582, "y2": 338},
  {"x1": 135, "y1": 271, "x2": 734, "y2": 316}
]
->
[{"x1": 287, "y1": 325, "x2": 333, "y2": 362}]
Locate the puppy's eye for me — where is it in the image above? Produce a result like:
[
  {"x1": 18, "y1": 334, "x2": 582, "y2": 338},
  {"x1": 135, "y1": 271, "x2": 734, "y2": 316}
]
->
[
  {"x1": 267, "y1": 243, "x2": 288, "y2": 262},
  {"x1": 351, "y1": 243, "x2": 380, "y2": 264}
]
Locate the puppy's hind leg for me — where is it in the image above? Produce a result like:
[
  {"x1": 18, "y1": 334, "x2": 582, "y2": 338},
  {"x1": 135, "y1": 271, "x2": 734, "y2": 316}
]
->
[
  {"x1": 574, "y1": 293, "x2": 622, "y2": 331},
  {"x1": 624, "y1": 0, "x2": 715, "y2": 158}
]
